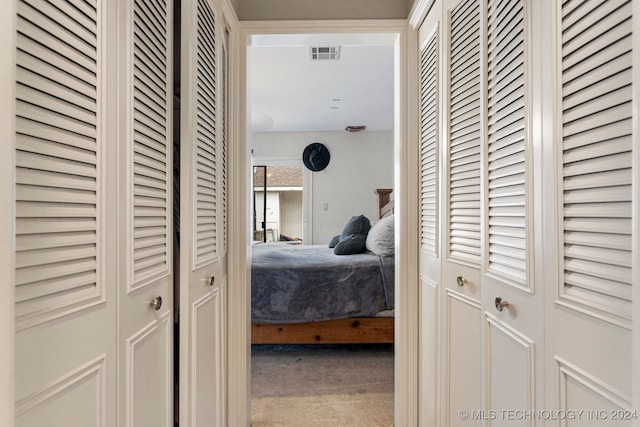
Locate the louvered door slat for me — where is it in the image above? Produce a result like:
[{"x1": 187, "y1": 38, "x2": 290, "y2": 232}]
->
[
  {"x1": 562, "y1": 17, "x2": 631, "y2": 69},
  {"x1": 448, "y1": 0, "x2": 482, "y2": 265},
  {"x1": 18, "y1": 52, "x2": 95, "y2": 100},
  {"x1": 15, "y1": 272, "x2": 96, "y2": 304},
  {"x1": 562, "y1": 36, "x2": 630, "y2": 84},
  {"x1": 133, "y1": 8, "x2": 166, "y2": 60},
  {"x1": 20, "y1": 0, "x2": 97, "y2": 49},
  {"x1": 193, "y1": 0, "x2": 218, "y2": 267},
  {"x1": 15, "y1": 0, "x2": 100, "y2": 320},
  {"x1": 132, "y1": 0, "x2": 170, "y2": 286},
  {"x1": 563, "y1": 0, "x2": 628, "y2": 39},
  {"x1": 135, "y1": 0, "x2": 167, "y2": 43},
  {"x1": 134, "y1": 53, "x2": 166, "y2": 95},
  {"x1": 486, "y1": 0, "x2": 527, "y2": 284},
  {"x1": 16, "y1": 261, "x2": 96, "y2": 292},
  {"x1": 564, "y1": 70, "x2": 630, "y2": 111},
  {"x1": 16, "y1": 151, "x2": 96, "y2": 178},
  {"x1": 561, "y1": 0, "x2": 633, "y2": 322},
  {"x1": 134, "y1": 45, "x2": 166, "y2": 90},
  {"x1": 564, "y1": 168, "x2": 630, "y2": 192},
  {"x1": 18, "y1": 1, "x2": 96, "y2": 57},
  {"x1": 17, "y1": 16, "x2": 96, "y2": 74},
  {"x1": 488, "y1": 0, "x2": 519, "y2": 31},
  {"x1": 16, "y1": 130, "x2": 95, "y2": 160}
]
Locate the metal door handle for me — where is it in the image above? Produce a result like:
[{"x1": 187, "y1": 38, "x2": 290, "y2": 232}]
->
[
  {"x1": 150, "y1": 296, "x2": 162, "y2": 311},
  {"x1": 456, "y1": 276, "x2": 466, "y2": 287},
  {"x1": 201, "y1": 276, "x2": 215, "y2": 286},
  {"x1": 495, "y1": 296, "x2": 510, "y2": 312}
]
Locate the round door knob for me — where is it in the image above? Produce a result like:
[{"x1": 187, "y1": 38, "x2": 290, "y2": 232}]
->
[
  {"x1": 495, "y1": 296, "x2": 510, "y2": 312},
  {"x1": 201, "y1": 276, "x2": 216, "y2": 286},
  {"x1": 150, "y1": 296, "x2": 162, "y2": 311},
  {"x1": 456, "y1": 276, "x2": 466, "y2": 287}
]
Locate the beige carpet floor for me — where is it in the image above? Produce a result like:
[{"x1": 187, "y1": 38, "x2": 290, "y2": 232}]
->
[{"x1": 251, "y1": 344, "x2": 394, "y2": 427}]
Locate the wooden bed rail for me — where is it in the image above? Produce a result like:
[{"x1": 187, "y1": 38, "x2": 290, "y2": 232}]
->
[{"x1": 252, "y1": 317, "x2": 394, "y2": 344}]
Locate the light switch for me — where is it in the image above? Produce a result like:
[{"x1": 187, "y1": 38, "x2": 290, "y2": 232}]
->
[{"x1": 323, "y1": 203, "x2": 328, "y2": 211}]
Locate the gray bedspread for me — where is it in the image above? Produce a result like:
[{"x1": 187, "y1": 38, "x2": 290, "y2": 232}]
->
[{"x1": 251, "y1": 243, "x2": 394, "y2": 323}]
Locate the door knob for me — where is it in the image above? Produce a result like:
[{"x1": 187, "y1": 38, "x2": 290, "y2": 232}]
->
[
  {"x1": 201, "y1": 276, "x2": 215, "y2": 286},
  {"x1": 150, "y1": 296, "x2": 162, "y2": 311},
  {"x1": 494, "y1": 296, "x2": 510, "y2": 312},
  {"x1": 456, "y1": 276, "x2": 466, "y2": 287}
]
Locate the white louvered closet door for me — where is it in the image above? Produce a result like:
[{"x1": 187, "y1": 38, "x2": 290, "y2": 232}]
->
[
  {"x1": 440, "y1": 0, "x2": 484, "y2": 425},
  {"x1": 14, "y1": 1, "x2": 117, "y2": 426},
  {"x1": 545, "y1": 0, "x2": 635, "y2": 419},
  {"x1": 117, "y1": 0, "x2": 175, "y2": 425},
  {"x1": 179, "y1": 0, "x2": 227, "y2": 425},
  {"x1": 480, "y1": 0, "x2": 546, "y2": 420},
  {"x1": 417, "y1": 2, "x2": 442, "y2": 426}
]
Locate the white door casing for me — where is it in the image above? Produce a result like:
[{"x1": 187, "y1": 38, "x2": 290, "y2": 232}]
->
[
  {"x1": 117, "y1": 0, "x2": 174, "y2": 425},
  {"x1": 180, "y1": 0, "x2": 227, "y2": 425},
  {"x1": 234, "y1": 19, "x2": 417, "y2": 426},
  {"x1": 1, "y1": 2, "x2": 16, "y2": 425},
  {"x1": 14, "y1": 1, "x2": 117, "y2": 426}
]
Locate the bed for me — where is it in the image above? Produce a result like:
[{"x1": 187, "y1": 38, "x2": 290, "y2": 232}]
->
[{"x1": 251, "y1": 188, "x2": 395, "y2": 344}]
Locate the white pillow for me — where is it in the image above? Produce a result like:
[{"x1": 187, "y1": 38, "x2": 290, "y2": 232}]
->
[{"x1": 365, "y1": 214, "x2": 395, "y2": 256}]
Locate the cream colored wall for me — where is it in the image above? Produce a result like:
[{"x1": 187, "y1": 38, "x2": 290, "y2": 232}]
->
[
  {"x1": 236, "y1": 0, "x2": 414, "y2": 20},
  {"x1": 250, "y1": 130, "x2": 394, "y2": 244}
]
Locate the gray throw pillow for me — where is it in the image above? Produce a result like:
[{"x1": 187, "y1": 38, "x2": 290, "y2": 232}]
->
[
  {"x1": 333, "y1": 215, "x2": 371, "y2": 255},
  {"x1": 340, "y1": 215, "x2": 371, "y2": 239},
  {"x1": 334, "y1": 234, "x2": 367, "y2": 255}
]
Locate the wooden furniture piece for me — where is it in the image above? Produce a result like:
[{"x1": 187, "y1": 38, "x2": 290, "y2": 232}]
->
[
  {"x1": 374, "y1": 188, "x2": 394, "y2": 218},
  {"x1": 252, "y1": 316, "x2": 394, "y2": 344},
  {"x1": 251, "y1": 189, "x2": 395, "y2": 345}
]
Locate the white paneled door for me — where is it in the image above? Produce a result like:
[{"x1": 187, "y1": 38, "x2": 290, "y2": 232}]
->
[
  {"x1": 544, "y1": 0, "x2": 635, "y2": 423},
  {"x1": 117, "y1": 0, "x2": 175, "y2": 426},
  {"x1": 415, "y1": 0, "x2": 638, "y2": 426},
  {"x1": 11, "y1": 0, "x2": 233, "y2": 425},
  {"x1": 480, "y1": 0, "x2": 545, "y2": 425},
  {"x1": 417, "y1": 2, "x2": 442, "y2": 425},
  {"x1": 441, "y1": 0, "x2": 484, "y2": 424},
  {"x1": 14, "y1": 0, "x2": 117, "y2": 426},
  {"x1": 180, "y1": 0, "x2": 228, "y2": 425}
]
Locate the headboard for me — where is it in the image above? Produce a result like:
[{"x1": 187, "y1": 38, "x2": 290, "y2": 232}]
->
[{"x1": 374, "y1": 188, "x2": 394, "y2": 219}]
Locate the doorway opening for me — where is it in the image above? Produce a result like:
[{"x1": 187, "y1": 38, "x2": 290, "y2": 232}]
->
[{"x1": 246, "y1": 30, "x2": 398, "y2": 425}]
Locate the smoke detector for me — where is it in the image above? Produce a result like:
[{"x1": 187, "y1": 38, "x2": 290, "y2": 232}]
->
[{"x1": 310, "y1": 46, "x2": 340, "y2": 60}]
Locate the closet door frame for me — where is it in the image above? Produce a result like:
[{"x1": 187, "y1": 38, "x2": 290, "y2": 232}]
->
[
  {"x1": 230, "y1": 19, "x2": 418, "y2": 427},
  {"x1": 0, "y1": 2, "x2": 16, "y2": 427}
]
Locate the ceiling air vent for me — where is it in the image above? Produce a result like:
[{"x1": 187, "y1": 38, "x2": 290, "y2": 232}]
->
[{"x1": 310, "y1": 46, "x2": 340, "y2": 60}]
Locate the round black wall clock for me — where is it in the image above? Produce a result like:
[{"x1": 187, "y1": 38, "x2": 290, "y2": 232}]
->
[{"x1": 302, "y1": 143, "x2": 331, "y2": 172}]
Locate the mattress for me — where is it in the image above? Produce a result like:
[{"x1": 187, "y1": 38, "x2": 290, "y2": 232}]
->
[{"x1": 251, "y1": 243, "x2": 394, "y2": 323}]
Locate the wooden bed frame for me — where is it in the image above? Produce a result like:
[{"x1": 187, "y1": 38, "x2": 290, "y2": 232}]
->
[{"x1": 251, "y1": 188, "x2": 395, "y2": 344}]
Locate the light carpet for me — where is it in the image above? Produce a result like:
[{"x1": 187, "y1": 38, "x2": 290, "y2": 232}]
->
[{"x1": 251, "y1": 344, "x2": 394, "y2": 427}]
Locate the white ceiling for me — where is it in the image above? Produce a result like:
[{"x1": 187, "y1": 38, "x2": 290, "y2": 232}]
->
[{"x1": 249, "y1": 34, "x2": 396, "y2": 133}]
